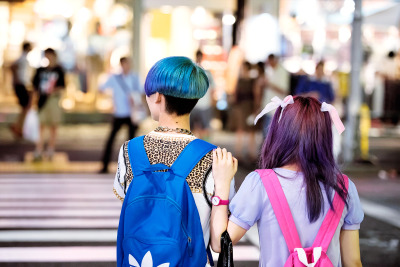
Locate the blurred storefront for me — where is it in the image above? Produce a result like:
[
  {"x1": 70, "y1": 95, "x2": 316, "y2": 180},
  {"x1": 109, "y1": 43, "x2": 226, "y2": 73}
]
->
[
  {"x1": 1, "y1": 0, "x2": 399, "y2": 124},
  {"x1": 0, "y1": 0, "x2": 236, "y2": 116},
  {"x1": 238, "y1": 0, "x2": 400, "y2": 120}
]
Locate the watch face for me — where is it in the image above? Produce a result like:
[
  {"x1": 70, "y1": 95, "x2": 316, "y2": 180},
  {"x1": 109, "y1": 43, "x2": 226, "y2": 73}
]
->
[{"x1": 212, "y1": 197, "x2": 220, "y2": 206}]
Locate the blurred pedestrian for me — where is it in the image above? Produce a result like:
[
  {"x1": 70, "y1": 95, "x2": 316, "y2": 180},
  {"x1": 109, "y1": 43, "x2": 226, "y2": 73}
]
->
[
  {"x1": 211, "y1": 96, "x2": 364, "y2": 267},
  {"x1": 232, "y1": 61, "x2": 257, "y2": 160},
  {"x1": 262, "y1": 54, "x2": 290, "y2": 136},
  {"x1": 295, "y1": 61, "x2": 335, "y2": 103},
  {"x1": 253, "y1": 61, "x2": 267, "y2": 114},
  {"x1": 32, "y1": 48, "x2": 66, "y2": 161},
  {"x1": 190, "y1": 50, "x2": 215, "y2": 140},
  {"x1": 10, "y1": 42, "x2": 32, "y2": 138},
  {"x1": 99, "y1": 57, "x2": 143, "y2": 173}
]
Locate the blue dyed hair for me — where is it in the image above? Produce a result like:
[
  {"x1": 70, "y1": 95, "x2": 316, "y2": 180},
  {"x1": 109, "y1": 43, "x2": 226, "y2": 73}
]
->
[{"x1": 144, "y1": 56, "x2": 209, "y2": 99}]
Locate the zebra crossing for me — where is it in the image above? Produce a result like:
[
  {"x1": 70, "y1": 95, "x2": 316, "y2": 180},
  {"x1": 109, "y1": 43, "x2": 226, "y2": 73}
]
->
[{"x1": 0, "y1": 174, "x2": 259, "y2": 266}]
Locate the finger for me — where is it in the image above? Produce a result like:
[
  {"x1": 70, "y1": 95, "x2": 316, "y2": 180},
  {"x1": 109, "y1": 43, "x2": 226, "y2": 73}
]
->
[
  {"x1": 212, "y1": 149, "x2": 218, "y2": 164},
  {"x1": 233, "y1": 157, "x2": 238, "y2": 172},
  {"x1": 227, "y1": 152, "x2": 233, "y2": 163},
  {"x1": 216, "y1": 147, "x2": 223, "y2": 161},
  {"x1": 222, "y1": 148, "x2": 228, "y2": 161}
]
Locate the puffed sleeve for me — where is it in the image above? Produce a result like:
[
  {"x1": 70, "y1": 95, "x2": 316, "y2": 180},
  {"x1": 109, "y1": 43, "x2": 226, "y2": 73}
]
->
[
  {"x1": 342, "y1": 179, "x2": 364, "y2": 230},
  {"x1": 113, "y1": 145, "x2": 126, "y2": 202},
  {"x1": 229, "y1": 171, "x2": 266, "y2": 230}
]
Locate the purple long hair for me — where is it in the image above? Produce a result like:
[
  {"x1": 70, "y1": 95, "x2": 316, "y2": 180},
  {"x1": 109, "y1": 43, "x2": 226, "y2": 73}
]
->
[{"x1": 259, "y1": 96, "x2": 348, "y2": 222}]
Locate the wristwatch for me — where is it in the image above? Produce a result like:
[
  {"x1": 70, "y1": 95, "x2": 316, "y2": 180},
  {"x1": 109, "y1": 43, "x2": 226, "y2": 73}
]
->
[{"x1": 211, "y1": 196, "x2": 229, "y2": 206}]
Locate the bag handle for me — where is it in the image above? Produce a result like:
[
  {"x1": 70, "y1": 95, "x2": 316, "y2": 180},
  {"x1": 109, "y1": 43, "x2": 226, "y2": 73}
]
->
[
  {"x1": 312, "y1": 174, "x2": 349, "y2": 251},
  {"x1": 128, "y1": 136, "x2": 153, "y2": 176},
  {"x1": 171, "y1": 139, "x2": 216, "y2": 178},
  {"x1": 256, "y1": 169, "x2": 302, "y2": 252},
  {"x1": 116, "y1": 74, "x2": 132, "y2": 94}
]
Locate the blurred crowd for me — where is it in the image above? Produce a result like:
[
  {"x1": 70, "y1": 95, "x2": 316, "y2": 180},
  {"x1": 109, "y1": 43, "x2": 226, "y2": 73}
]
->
[{"x1": 6, "y1": 40, "x2": 400, "y2": 170}]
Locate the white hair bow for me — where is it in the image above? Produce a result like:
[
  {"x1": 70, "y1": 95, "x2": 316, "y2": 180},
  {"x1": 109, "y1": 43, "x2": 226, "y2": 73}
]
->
[
  {"x1": 321, "y1": 102, "x2": 345, "y2": 134},
  {"x1": 254, "y1": 95, "x2": 294, "y2": 125}
]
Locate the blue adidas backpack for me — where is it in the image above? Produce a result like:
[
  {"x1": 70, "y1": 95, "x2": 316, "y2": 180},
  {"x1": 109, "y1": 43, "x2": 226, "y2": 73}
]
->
[{"x1": 117, "y1": 135, "x2": 216, "y2": 267}]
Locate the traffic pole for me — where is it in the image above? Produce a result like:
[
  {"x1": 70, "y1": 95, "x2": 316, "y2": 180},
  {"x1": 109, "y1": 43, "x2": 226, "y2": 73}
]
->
[{"x1": 343, "y1": 0, "x2": 363, "y2": 163}]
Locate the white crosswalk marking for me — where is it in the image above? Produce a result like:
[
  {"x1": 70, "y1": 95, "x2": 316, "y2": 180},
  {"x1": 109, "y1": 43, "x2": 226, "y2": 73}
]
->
[{"x1": 0, "y1": 174, "x2": 260, "y2": 265}]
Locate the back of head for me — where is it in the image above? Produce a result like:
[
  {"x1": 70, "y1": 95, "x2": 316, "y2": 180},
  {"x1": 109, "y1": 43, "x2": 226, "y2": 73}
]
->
[
  {"x1": 316, "y1": 60, "x2": 324, "y2": 69},
  {"x1": 22, "y1": 42, "x2": 31, "y2": 52},
  {"x1": 195, "y1": 50, "x2": 203, "y2": 63},
  {"x1": 256, "y1": 61, "x2": 265, "y2": 73},
  {"x1": 267, "y1": 54, "x2": 278, "y2": 67},
  {"x1": 44, "y1": 48, "x2": 56, "y2": 56},
  {"x1": 267, "y1": 54, "x2": 276, "y2": 61},
  {"x1": 144, "y1": 56, "x2": 209, "y2": 115},
  {"x1": 120, "y1": 57, "x2": 129, "y2": 65},
  {"x1": 260, "y1": 96, "x2": 347, "y2": 222},
  {"x1": 145, "y1": 56, "x2": 209, "y2": 99}
]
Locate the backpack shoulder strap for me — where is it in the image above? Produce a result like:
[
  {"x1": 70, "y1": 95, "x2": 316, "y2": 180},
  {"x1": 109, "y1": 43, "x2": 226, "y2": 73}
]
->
[
  {"x1": 256, "y1": 169, "x2": 302, "y2": 252},
  {"x1": 171, "y1": 139, "x2": 216, "y2": 178},
  {"x1": 127, "y1": 135, "x2": 152, "y2": 176},
  {"x1": 312, "y1": 174, "x2": 349, "y2": 252}
]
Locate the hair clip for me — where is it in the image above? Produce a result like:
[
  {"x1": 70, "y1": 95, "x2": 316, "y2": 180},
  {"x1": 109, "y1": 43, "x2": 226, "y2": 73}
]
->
[
  {"x1": 321, "y1": 102, "x2": 345, "y2": 134},
  {"x1": 254, "y1": 95, "x2": 294, "y2": 125}
]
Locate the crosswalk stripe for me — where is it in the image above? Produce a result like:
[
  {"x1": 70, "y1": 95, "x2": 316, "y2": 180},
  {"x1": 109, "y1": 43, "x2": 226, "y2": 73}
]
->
[
  {"x1": 0, "y1": 184, "x2": 113, "y2": 189},
  {"x1": 0, "y1": 174, "x2": 260, "y2": 264},
  {"x1": 0, "y1": 209, "x2": 120, "y2": 217},
  {"x1": 0, "y1": 193, "x2": 116, "y2": 200},
  {"x1": 0, "y1": 246, "x2": 116, "y2": 262},
  {"x1": 0, "y1": 201, "x2": 121, "y2": 208},
  {"x1": 0, "y1": 245, "x2": 259, "y2": 262},
  {"x1": 0, "y1": 218, "x2": 118, "y2": 228},
  {"x1": 0, "y1": 230, "x2": 117, "y2": 242},
  {"x1": 360, "y1": 198, "x2": 400, "y2": 228},
  {"x1": 0, "y1": 178, "x2": 112, "y2": 183}
]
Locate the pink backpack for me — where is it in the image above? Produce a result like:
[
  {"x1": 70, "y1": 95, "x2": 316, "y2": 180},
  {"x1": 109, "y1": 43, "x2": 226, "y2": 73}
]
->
[{"x1": 256, "y1": 169, "x2": 349, "y2": 267}]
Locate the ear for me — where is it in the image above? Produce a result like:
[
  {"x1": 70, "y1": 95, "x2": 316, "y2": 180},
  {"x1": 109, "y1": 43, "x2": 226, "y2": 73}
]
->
[{"x1": 155, "y1": 92, "x2": 162, "y2": 104}]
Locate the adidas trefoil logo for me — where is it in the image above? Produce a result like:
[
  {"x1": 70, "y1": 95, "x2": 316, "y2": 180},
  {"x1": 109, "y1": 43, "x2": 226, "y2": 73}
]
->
[{"x1": 129, "y1": 252, "x2": 170, "y2": 267}]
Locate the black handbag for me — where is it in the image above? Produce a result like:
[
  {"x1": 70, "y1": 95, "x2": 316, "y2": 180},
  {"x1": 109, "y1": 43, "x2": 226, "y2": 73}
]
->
[{"x1": 217, "y1": 230, "x2": 234, "y2": 267}]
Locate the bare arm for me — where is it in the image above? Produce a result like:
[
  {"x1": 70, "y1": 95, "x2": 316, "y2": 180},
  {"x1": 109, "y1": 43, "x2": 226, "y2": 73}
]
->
[
  {"x1": 210, "y1": 148, "x2": 247, "y2": 252},
  {"x1": 269, "y1": 82, "x2": 287, "y2": 95},
  {"x1": 10, "y1": 62, "x2": 20, "y2": 84},
  {"x1": 340, "y1": 230, "x2": 362, "y2": 267}
]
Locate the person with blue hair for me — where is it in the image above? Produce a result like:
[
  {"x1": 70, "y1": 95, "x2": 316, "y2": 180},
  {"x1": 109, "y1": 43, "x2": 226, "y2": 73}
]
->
[{"x1": 113, "y1": 56, "x2": 235, "y2": 266}]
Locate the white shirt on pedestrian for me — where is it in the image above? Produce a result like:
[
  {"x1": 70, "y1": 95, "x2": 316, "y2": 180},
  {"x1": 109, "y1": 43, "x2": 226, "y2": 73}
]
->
[{"x1": 262, "y1": 64, "x2": 290, "y2": 107}]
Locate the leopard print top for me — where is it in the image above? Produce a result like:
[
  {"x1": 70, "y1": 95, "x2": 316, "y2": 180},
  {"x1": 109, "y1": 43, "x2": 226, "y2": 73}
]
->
[{"x1": 122, "y1": 132, "x2": 213, "y2": 195}]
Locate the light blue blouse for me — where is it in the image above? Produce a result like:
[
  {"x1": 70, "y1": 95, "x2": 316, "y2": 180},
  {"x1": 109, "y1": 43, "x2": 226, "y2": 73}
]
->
[{"x1": 229, "y1": 168, "x2": 364, "y2": 267}]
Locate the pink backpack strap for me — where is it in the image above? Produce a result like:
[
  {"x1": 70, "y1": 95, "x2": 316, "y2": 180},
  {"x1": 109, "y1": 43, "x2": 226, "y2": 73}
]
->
[
  {"x1": 312, "y1": 174, "x2": 349, "y2": 252},
  {"x1": 256, "y1": 169, "x2": 302, "y2": 252}
]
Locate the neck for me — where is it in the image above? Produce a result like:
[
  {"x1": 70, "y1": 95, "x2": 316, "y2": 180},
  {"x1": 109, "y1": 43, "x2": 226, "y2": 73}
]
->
[
  {"x1": 280, "y1": 163, "x2": 300, "y2": 172},
  {"x1": 158, "y1": 112, "x2": 191, "y2": 131}
]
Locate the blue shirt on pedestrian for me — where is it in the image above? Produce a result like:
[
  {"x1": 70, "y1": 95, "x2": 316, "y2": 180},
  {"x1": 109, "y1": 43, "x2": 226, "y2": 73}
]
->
[
  {"x1": 295, "y1": 76, "x2": 335, "y2": 103},
  {"x1": 99, "y1": 72, "x2": 143, "y2": 118}
]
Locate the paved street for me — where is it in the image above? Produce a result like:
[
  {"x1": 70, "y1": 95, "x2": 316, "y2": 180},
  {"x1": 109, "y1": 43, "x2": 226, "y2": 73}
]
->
[
  {"x1": 0, "y1": 123, "x2": 399, "y2": 266},
  {"x1": 0, "y1": 173, "x2": 259, "y2": 267}
]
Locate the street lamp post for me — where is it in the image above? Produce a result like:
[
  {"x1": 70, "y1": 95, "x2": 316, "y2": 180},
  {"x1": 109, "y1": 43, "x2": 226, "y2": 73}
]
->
[
  {"x1": 343, "y1": 0, "x2": 363, "y2": 163},
  {"x1": 127, "y1": 0, "x2": 142, "y2": 74}
]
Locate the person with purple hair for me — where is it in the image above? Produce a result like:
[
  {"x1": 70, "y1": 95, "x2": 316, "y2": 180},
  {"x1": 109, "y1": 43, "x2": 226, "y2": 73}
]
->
[{"x1": 210, "y1": 96, "x2": 364, "y2": 266}]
